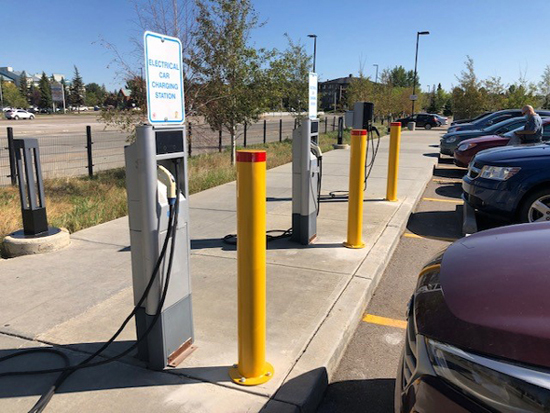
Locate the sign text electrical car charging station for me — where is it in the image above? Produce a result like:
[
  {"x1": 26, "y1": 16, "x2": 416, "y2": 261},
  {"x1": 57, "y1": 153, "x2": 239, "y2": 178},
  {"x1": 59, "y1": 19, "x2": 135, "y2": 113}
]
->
[
  {"x1": 309, "y1": 72, "x2": 318, "y2": 120},
  {"x1": 144, "y1": 31, "x2": 185, "y2": 125}
]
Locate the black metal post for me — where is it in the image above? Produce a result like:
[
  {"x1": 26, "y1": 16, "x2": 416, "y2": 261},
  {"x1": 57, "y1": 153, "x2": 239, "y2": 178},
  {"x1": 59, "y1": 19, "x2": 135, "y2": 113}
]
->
[
  {"x1": 7, "y1": 127, "x2": 16, "y2": 186},
  {"x1": 279, "y1": 119, "x2": 282, "y2": 142},
  {"x1": 86, "y1": 125, "x2": 93, "y2": 177},
  {"x1": 218, "y1": 130, "x2": 222, "y2": 152},
  {"x1": 263, "y1": 119, "x2": 267, "y2": 144},
  {"x1": 412, "y1": 31, "x2": 429, "y2": 115},
  {"x1": 332, "y1": 116, "x2": 336, "y2": 131},
  {"x1": 244, "y1": 123, "x2": 247, "y2": 147},
  {"x1": 324, "y1": 118, "x2": 328, "y2": 134},
  {"x1": 187, "y1": 122, "x2": 192, "y2": 157},
  {"x1": 337, "y1": 116, "x2": 344, "y2": 145}
]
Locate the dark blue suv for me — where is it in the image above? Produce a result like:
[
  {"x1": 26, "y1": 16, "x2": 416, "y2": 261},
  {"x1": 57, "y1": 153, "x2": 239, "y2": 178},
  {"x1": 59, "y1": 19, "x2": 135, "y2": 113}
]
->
[{"x1": 463, "y1": 143, "x2": 550, "y2": 223}]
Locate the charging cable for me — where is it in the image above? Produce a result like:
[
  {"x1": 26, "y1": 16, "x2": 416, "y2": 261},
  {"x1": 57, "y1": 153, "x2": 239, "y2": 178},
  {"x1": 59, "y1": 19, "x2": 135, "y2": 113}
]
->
[{"x1": 0, "y1": 162, "x2": 181, "y2": 413}]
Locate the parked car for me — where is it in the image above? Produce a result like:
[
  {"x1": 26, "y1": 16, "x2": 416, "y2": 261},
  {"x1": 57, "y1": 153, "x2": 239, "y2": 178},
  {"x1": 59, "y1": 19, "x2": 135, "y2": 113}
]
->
[
  {"x1": 450, "y1": 111, "x2": 492, "y2": 126},
  {"x1": 440, "y1": 116, "x2": 533, "y2": 156},
  {"x1": 432, "y1": 114, "x2": 448, "y2": 125},
  {"x1": 463, "y1": 143, "x2": 550, "y2": 222},
  {"x1": 5, "y1": 109, "x2": 35, "y2": 120},
  {"x1": 454, "y1": 118, "x2": 550, "y2": 167},
  {"x1": 396, "y1": 222, "x2": 550, "y2": 412},
  {"x1": 447, "y1": 109, "x2": 538, "y2": 133},
  {"x1": 395, "y1": 113, "x2": 441, "y2": 130}
]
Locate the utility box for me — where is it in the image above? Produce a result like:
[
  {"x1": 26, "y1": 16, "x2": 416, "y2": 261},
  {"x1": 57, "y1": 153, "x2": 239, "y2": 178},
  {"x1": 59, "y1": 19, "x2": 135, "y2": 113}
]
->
[
  {"x1": 292, "y1": 118, "x2": 320, "y2": 245},
  {"x1": 352, "y1": 102, "x2": 374, "y2": 130},
  {"x1": 125, "y1": 125, "x2": 193, "y2": 370}
]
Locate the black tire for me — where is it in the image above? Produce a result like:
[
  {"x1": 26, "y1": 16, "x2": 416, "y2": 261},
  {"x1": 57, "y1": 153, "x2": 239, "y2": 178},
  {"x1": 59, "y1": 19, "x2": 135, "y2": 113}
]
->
[
  {"x1": 14, "y1": 116, "x2": 19, "y2": 120},
  {"x1": 30, "y1": 115, "x2": 35, "y2": 120},
  {"x1": 424, "y1": 123, "x2": 432, "y2": 130},
  {"x1": 518, "y1": 187, "x2": 550, "y2": 223}
]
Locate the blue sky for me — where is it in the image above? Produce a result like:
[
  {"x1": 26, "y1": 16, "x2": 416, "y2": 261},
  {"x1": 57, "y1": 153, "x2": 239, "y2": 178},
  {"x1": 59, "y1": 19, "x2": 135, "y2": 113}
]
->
[{"x1": 2, "y1": 0, "x2": 550, "y2": 92}]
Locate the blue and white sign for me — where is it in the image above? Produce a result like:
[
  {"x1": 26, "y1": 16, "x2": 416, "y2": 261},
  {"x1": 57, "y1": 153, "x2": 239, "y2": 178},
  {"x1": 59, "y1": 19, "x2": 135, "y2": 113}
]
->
[
  {"x1": 308, "y1": 72, "x2": 318, "y2": 120},
  {"x1": 144, "y1": 31, "x2": 185, "y2": 126}
]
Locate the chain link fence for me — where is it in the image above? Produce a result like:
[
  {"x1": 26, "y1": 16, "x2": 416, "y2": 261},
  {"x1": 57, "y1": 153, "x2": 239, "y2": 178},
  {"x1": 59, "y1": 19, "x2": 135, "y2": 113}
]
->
[{"x1": 0, "y1": 116, "x2": 342, "y2": 187}]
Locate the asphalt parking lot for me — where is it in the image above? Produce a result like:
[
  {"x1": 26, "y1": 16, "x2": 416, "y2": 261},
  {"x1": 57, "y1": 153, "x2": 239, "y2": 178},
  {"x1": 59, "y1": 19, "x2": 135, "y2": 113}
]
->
[{"x1": 317, "y1": 152, "x2": 501, "y2": 412}]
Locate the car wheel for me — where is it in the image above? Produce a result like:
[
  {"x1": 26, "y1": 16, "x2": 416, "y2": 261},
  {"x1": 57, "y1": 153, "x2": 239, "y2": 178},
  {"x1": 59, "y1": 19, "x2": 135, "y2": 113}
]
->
[
  {"x1": 424, "y1": 123, "x2": 432, "y2": 130},
  {"x1": 30, "y1": 115, "x2": 35, "y2": 120},
  {"x1": 519, "y1": 188, "x2": 550, "y2": 223},
  {"x1": 14, "y1": 116, "x2": 19, "y2": 120}
]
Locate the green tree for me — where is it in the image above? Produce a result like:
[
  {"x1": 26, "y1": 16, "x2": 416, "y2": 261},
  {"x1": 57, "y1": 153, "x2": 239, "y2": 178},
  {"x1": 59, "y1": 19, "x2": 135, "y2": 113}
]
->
[
  {"x1": 29, "y1": 84, "x2": 41, "y2": 107},
  {"x1": 85, "y1": 82, "x2": 107, "y2": 106},
  {"x1": 267, "y1": 34, "x2": 310, "y2": 115},
  {"x1": 451, "y1": 56, "x2": 486, "y2": 120},
  {"x1": 19, "y1": 72, "x2": 29, "y2": 105},
  {"x1": 539, "y1": 65, "x2": 550, "y2": 109},
  {"x1": 483, "y1": 76, "x2": 506, "y2": 111},
  {"x1": 39, "y1": 72, "x2": 52, "y2": 109},
  {"x1": 3, "y1": 82, "x2": 27, "y2": 108},
  {"x1": 384, "y1": 65, "x2": 418, "y2": 88},
  {"x1": 504, "y1": 79, "x2": 537, "y2": 109},
  {"x1": 70, "y1": 66, "x2": 85, "y2": 110},
  {"x1": 193, "y1": 0, "x2": 269, "y2": 164}
]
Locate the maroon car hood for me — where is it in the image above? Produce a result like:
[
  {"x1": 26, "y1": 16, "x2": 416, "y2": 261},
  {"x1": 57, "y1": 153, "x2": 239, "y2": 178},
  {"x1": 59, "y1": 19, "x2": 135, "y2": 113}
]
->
[
  {"x1": 461, "y1": 134, "x2": 510, "y2": 145},
  {"x1": 432, "y1": 223, "x2": 550, "y2": 367}
]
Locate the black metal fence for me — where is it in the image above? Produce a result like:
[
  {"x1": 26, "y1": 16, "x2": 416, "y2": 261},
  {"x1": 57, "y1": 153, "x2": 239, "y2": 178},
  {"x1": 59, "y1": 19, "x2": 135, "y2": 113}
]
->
[{"x1": 0, "y1": 116, "x2": 342, "y2": 186}]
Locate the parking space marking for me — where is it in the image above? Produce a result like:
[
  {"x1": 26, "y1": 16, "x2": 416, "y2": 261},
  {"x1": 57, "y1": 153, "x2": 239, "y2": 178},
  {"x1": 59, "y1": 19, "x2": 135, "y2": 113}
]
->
[
  {"x1": 363, "y1": 314, "x2": 407, "y2": 329},
  {"x1": 403, "y1": 232, "x2": 457, "y2": 242},
  {"x1": 435, "y1": 165, "x2": 466, "y2": 170},
  {"x1": 422, "y1": 197, "x2": 463, "y2": 204}
]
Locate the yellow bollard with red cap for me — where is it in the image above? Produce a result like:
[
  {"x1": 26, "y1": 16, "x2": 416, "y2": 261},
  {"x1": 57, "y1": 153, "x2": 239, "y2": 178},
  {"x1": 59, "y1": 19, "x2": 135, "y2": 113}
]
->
[
  {"x1": 229, "y1": 150, "x2": 274, "y2": 386},
  {"x1": 386, "y1": 122, "x2": 402, "y2": 202},
  {"x1": 344, "y1": 129, "x2": 367, "y2": 249}
]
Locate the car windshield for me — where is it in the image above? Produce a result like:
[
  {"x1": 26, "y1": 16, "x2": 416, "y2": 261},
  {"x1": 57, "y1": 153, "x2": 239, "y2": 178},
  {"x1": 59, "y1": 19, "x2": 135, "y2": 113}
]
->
[{"x1": 483, "y1": 118, "x2": 522, "y2": 132}]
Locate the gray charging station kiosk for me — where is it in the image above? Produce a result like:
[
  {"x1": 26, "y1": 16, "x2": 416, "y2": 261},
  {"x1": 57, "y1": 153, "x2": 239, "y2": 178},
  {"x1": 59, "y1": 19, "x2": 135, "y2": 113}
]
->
[
  {"x1": 292, "y1": 118, "x2": 321, "y2": 245},
  {"x1": 125, "y1": 124, "x2": 193, "y2": 370}
]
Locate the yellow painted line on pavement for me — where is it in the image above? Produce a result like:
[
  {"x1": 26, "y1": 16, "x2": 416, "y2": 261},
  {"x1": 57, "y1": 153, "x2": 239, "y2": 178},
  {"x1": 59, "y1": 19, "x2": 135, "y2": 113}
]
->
[
  {"x1": 363, "y1": 314, "x2": 407, "y2": 329},
  {"x1": 422, "y1": 197, "x2": 463, "y2": 204},
  {"x1": 403, "y1": 232, "x2": 457, "y2": 243},
  {"x1": 436, "y1": 164, "x2": 466, "y2": 170}
]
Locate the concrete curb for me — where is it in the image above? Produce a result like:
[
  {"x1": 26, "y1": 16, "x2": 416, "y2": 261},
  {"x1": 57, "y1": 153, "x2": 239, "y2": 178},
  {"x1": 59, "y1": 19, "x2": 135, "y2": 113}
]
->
[{"x1": 266, "y1": 161, "x2": 436, "y2": 412}]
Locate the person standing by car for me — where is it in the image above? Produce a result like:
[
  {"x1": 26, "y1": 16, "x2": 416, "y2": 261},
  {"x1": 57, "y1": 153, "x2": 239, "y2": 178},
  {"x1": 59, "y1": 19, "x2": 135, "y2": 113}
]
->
[{"x1": 507, "y1": 105, "x2": 543, "y2": 145}]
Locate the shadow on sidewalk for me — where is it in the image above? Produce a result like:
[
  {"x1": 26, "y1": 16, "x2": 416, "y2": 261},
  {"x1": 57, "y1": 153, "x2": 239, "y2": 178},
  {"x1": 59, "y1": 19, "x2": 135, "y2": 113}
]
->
[
  {"x1": 0, "y1": 342, "x2": 234, "y2": 399},
  {"x1": 191, "y1": 237, "x2": 345, "y2": 251}
]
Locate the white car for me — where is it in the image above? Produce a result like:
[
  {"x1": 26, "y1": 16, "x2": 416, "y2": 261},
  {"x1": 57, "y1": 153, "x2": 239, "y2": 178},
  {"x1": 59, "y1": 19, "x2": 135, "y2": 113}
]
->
[{"x1": 5, "y1": 109, "x2": 35, "y2": 120}]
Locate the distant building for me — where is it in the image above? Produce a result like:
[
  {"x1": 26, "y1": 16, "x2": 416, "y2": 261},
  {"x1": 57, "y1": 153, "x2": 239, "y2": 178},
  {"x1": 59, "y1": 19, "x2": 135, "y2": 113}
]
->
[
  {"x1": 0, "y1": 66, "x2": 65, "y2": 87},
  {"x1": 319, "y1": 74, "x2": 355, "y2": 111}
]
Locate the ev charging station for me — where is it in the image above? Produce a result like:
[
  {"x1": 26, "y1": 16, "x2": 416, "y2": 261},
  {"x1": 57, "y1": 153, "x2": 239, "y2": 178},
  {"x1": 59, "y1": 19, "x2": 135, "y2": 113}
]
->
[
  {"x1": 124, "y1": 31, "x2": 194, "y2": 370},
  {"x1": 291, "y1": 118, "x2": 321, "y2": 245}
]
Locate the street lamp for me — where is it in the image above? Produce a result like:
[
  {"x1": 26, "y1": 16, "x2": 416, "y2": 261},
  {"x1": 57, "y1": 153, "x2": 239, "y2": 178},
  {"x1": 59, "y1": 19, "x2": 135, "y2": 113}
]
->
[
  {"x1": 307, "y1": 34, "x2": 317, "y2": 73},
  {"x1": 373, "y1": 64, "x2": 379, "y2": 84},
  {"x1": 412, "y1": 31, "x2": 429, "y2": 115}
]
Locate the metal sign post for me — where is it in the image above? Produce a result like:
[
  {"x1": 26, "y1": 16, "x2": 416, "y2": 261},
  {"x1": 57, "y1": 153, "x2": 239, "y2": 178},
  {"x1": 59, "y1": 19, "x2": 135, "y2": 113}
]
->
[{"x1": 144, "y1": 31, "x2": 185, "y2": 126}]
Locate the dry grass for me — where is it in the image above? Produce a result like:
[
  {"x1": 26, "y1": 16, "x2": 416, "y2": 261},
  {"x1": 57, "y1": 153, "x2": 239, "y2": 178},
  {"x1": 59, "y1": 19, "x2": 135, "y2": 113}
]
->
[{"x1": 0, "y1": 126, "x2": 383, "y2": 247}]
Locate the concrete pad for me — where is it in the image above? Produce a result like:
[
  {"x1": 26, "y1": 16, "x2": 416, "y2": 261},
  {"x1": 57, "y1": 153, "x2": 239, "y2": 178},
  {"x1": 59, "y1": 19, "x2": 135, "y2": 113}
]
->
[{"x1": 3, "y1": 227, "x2": 70, "y2": 258}]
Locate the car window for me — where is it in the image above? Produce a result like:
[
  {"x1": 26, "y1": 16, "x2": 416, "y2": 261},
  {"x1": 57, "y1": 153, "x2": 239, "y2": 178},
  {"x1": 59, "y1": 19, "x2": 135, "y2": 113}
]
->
[{"x1": 543, "y1": 124, "x2": 550, "y2": 138}]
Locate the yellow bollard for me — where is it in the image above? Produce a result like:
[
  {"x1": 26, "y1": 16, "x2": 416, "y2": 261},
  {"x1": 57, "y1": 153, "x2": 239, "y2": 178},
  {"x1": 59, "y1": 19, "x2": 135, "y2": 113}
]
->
[
  {"x1": 344, "y1": 129, "x2": 367, "y2": 249},
  {"x1": 229, "y1": 150, "x2": 274, "y2": 386},
  {"x1": 386, "y1": 122, "x2": 402, "y2": 202}
]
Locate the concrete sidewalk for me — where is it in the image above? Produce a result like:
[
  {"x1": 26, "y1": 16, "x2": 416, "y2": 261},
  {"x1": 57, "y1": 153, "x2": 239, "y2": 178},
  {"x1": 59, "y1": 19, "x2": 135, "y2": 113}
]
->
[{"x1": 0, "y1": 129, "x2": 442, "y2": 412}]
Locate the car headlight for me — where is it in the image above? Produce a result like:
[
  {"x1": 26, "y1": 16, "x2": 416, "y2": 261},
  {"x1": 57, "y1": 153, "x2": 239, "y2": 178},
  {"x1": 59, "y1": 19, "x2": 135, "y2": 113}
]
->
[
  {"x1": 446, "y1": 137, "x2": 457, "y2": 143},
  {"x1": 458, "y1": 142, "x2": 477, "y2": 152},
  {"x1": 426, "y1": 339, "x2": 550, "y2": 412},
  {"x1": 479, "y1": 166, "x2": 521, "y2": 180}
]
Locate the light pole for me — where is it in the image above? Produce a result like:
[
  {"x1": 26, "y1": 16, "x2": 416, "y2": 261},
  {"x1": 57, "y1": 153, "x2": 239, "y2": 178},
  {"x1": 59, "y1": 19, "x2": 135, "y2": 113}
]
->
[
  {"x1": 373, "y1": 64, "x2": 379, "y2": 84},
  {"x1": 412, "y1": 31, "x2": 429, "y2": 115},
  {"x1": 307, "y1": 34, "x2": 317, "y2": 73}
]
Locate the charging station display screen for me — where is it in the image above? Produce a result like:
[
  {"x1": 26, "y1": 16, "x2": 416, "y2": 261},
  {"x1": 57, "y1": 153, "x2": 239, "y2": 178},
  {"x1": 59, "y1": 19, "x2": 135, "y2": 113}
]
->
[
  {"x1": 156, "y1": 130, "x2": 184, "y2": 155},
  {"x1": 310, "y1": 121, "x2": 319, "y2": 134}
]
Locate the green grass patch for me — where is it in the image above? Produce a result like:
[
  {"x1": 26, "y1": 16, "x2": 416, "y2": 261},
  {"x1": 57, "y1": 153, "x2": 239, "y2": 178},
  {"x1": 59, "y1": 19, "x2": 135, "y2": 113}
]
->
[{"x1": 1, "y1": 125, "x2": 385, "y2": 249}]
